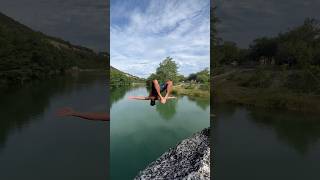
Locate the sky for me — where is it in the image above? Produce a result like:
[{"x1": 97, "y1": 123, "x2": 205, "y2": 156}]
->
[
  {"x1": 0, "y1": 0, "x2": 108, "y2": 52},
  {"x1": 216, "y1": 0, "x2": 320, "y2": 48},
  {"x1": 110, "y1": 0, "x2": 210, "y2": 78}
]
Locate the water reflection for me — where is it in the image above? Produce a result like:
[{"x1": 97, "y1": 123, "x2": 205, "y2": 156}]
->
[
  {"x1": 187, "y1": 96, "x2": 210, "y2": 110},
  {"x1": 215, "y1": 104, "x2": 320, "y2": 155},
  {"x1": 110, "y1": 85, "x2": 210, "y2": 122},
  {"x1": 248, "y1": 108, "x2": 320, "y2": 155},
  {"x1": 110, "y1": 84, "x2": 145, "y2": 107},
  {"x1": 110, "y1": 86, "x2": 131, "y2": 107},
  {"x1": 155, "y1": 99, "x2": 178, "y2": 120},
  {"x1": 0, "y1": 78, "x2": 67, "y2": 151},
  {"x1": 0, "y1": 72, "x2": 107, "y2": 151}
]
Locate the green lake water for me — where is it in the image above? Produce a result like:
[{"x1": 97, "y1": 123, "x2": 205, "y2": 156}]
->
[
  {"x1": 214, "y1": 104, "x2": 320, "y2": 180},
  {"x1": 0, "y1": 72, "x2": 109, "y2": 180},
  {"x1": 110, "y1": 86, "x2": 210, "y2": 179}
]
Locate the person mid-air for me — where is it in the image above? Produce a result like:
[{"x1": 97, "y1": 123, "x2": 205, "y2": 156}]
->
[
  {"x1": 128, "y1": 79, "x2": 176, "y2": 106},
  {"x1": 56, "y1": 79, "x2": 175, "y2": 120}
]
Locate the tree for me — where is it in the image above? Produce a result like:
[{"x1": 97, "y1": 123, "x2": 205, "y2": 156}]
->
[
  {"x1": 187, "y1": 73, "x2": 196, "y2": 81},
  {"x1": 275, "y1": 18, "x2": 320, "y2": 67},
  {"x1": 243, "y1": 18, "x2": 320, "y2": 68},
  {"x1": 176, "y1": 74, "x2": 185, "y2": 82},
  {"x1": 216, "y1": 41, "x2": 242, "y2": 65},
  {"x1": 110, "y1": 68, "x2": 131, "y2": 87},
  {"x1": 187, "y1": 68, "x2": 210, "y2": 83},
  {"x1": 249, "y1": 37, "x2": 278, "y2": 62},
  {"x1": 155, "y1": 57, "x2": 178, "y2": 82},
  {"x1": 196, "y1": 68, "x2": 210, "y2": 83}
]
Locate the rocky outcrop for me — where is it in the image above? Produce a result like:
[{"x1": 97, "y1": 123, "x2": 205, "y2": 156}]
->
[{"x1": 135, "y1": 128, "x2": 210, "y2": 180}]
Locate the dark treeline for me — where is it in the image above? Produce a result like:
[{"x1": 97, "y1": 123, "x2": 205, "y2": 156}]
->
[
  {"x1": 213, "y1": 12, "x2": 320, "y2": 94},
  {"x1": 215, "y1": 18, "x2": 320, "y2": 69},
  {"x1": 0, "y1": 12, "x2": 106, "y2": 87},
  {"x1": 186, "y1": 68, "x2": 210, "y2": 83},
  {"x1": 111, "y1": 57, "x2": 210, "y2": 89},
  {"x1": 212, "y1": 5, "x2": 320, "y2": 111}
]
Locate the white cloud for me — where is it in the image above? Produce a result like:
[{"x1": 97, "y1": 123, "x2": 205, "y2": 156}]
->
[{"x1": 111, "y1": 0, "x2": 210, "y2": 78}]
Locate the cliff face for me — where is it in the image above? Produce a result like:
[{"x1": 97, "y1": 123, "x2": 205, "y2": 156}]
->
[{"x1": 135, "y1": 128, "x2": 210, "y2": 180}]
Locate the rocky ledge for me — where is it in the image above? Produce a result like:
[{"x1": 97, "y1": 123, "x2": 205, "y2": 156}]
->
[{"x1": 135, "y1": 128, "x2": 210, "y2": 180}]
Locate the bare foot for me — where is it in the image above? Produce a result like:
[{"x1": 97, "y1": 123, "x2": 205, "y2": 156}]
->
[
  {"x1": 160, "y1": 97, "x2": 166, "y2": 104},
  {"x1": 56, "y1": 107, "x2": 75, "y2": 117}
]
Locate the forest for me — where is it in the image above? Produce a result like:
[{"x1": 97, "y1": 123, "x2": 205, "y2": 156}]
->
[
  {"x1": 146, "y1": 57, "x2": 209, "y2": 85},
  {"x1": 215, "y1": 18, "x2": 320, "y2": 68},
  {"x1": 212, "y1": 5, "x2": 320, "y2": 111},
  {"x1": 0, "y1": 12, "x2": 106, "y2": 87},
  {"x1": 110, "y1": 67, "x2": 142, "y2": 87}
]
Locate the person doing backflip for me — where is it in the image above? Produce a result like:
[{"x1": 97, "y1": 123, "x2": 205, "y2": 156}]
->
[{"x1": 129, "y1": 79, "x2": 176, "y2": 106}]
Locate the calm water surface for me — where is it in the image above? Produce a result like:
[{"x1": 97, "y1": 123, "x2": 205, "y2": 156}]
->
[
  {"x1": 214, "y1": 104, "x2": 320, "y2": 180},
  {"x1": 0, "y1": 72, "x2": 109, "y2": 180},
  {"x1": 110, "y1": 86, "x2": 210, "y2": 179}
]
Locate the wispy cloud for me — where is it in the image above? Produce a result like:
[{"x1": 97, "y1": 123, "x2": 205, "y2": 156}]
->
[{"x1": 111, "y1": 0, "x2": 210, "y2": 78}]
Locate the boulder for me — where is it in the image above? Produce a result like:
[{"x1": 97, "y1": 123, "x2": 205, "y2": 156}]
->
[{"x1": 135, "y1": 128, "x2": 210, "y2": 180}]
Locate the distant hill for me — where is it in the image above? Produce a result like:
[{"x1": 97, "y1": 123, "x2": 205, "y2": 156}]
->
[
  {"x1": 110, "y1": 66, "x2": 145, "y2": 86},
  {"x1": 111, "y1": 66, "x2": 144, "y2": 81},
  {"x1": 0, "y1": 12, "x2": 107, "y2": 86}
]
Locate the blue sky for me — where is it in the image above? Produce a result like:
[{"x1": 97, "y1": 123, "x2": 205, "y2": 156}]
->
[{"x1": 110, "y1": 0, "x2": 210, "y2": 78}]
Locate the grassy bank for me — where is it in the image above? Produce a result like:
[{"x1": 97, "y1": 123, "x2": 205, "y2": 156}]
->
[
  {"x1": 172, "y1": 83, "x2": 210, "y2": 98},
  {"x1": 213, "y1": 67, "x2": 320, "y2": 112}
]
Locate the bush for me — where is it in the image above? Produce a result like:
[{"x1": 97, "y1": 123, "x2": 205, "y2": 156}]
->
[
  {"x1": 285, "y1": 70, "x2": 320, "y2": 94},
  {"x1": 239, "y1": 70, "x2": 273, "y2": 88}
]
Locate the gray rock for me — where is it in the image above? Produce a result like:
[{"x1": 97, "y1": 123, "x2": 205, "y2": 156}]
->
[{"x1": 135, "y1": 128, "x2": 210, "y2": 180}]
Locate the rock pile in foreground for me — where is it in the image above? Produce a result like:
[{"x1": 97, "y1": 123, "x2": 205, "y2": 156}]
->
[{"x1": 135, "y1": 128, "x2": 210, "y2": 180}]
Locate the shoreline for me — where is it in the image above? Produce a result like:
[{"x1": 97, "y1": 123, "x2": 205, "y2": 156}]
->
[
  {"x1": 0, "y1": 68, "x2": 106, "y2": 90},
  {"x1": 111, "y1": 83, "x2": 210, "y2": 98},
  {"x1": 172, "y1": 84, "x2": 210, "y2": 98},
  {"x1": 213, "y1": 67, "x2": 320, "y2": 113},
  {"x1": 65, "y1": 67, "x2": 106, "y2": 73}
]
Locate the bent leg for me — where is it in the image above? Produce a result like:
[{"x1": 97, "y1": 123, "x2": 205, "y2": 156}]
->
[
  {"x1": 152, "y1": 79, "x2": 163, "y2": 99},
  {"x1": 164, "y1": 80, "x2": 173, "y2": 99}
]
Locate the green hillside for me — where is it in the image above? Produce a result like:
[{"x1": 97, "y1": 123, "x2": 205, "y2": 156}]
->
[
  {"x1": 110, "y1": 66, "x2": 145, "y2": 87},
  {"x1": 0, "y1": 12, "x2": 107, "y2": 87}
]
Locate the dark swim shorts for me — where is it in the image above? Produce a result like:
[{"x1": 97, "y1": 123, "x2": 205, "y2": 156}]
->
[
  {"x1": 159, "y1": 83, "x2": 167, "y2": 92},
  {"x1": 151, "y1": 82, "x2": 167, "y2": 97}
]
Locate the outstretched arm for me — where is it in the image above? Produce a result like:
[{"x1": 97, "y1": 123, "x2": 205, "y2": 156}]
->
[
  {"x1": 128, "y1": 96, "x2": 150, "y2": 100},
  {"x1": 57, "y1": 107, "x2": 109, "y2": 121},
  {"x1": 128, "y1": 96, "x2": 176, "y2": 100}
]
